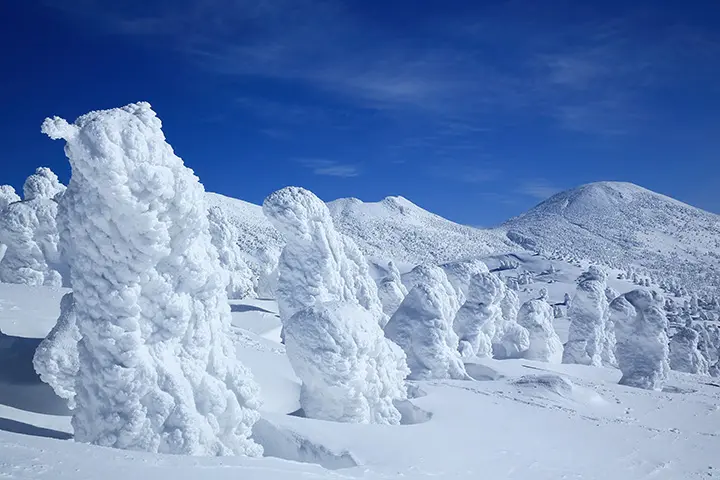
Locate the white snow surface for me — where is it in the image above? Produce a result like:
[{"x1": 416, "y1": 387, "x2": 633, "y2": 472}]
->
[
  {"x1": 1, "y1": 275, "x2": 719, "y2": 479},
  {"x1": 283, "y1": 301, "x2": 408, "y2": 424},
  {"x1": 0, "y1": 185, "x2": 20, "y2": 210},
  {"x1": 42, "y1": 102, "x2": 262, "y2": 456}
]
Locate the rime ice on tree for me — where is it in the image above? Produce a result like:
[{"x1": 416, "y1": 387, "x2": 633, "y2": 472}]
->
[
  {"x1": 612, "y1": 290, "x2": 669, "y2": 390},
  {"x1": 263, "y1": 186, "x2": 387, "y2": 327},
  {"x1": 42, "y1": 102, "x2": 262, "y2": 456},
  {"x1": 0, "y1": 168, "x2": 65, "y2": 287},
  {"x1": 563, "y1": 266, "x2": 609, "y2": 367}
]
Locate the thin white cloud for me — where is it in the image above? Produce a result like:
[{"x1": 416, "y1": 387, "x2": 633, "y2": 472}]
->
[
  {"x1": 517, "y1": 179, "x2": 562, "y2": 200},
  {"x1": 296, "y1": 159, "x2": 360, "y2": 178},
  {"x1": 46, "y1": 1, "x2": 720, "y2": 137}
]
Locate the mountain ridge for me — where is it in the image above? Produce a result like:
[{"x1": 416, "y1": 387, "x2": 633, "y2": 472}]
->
[{"x1": 206, "y1": 181, "x2": 720, "y2": 294}]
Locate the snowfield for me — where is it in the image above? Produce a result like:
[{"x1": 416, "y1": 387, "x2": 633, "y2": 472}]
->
[
  {"x1": 1, "y1": 102, "x2": 718, "y2": 479},
  {"x1": 1, "y1": 278, "x2": 719, "y2": 480}
]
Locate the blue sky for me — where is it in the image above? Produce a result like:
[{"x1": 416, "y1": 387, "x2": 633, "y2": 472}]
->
[{"x1": 1, "y1": 0, "x2": 719, "y2": 226}]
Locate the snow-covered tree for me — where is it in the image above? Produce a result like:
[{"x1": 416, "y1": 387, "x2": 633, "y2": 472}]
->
[
  {"x1": 517, "y1": 297, "x2": 563, "y2": 363},
  {"x1": 284, "y1": 301, "x2": 408, "y2": 424},
  {"x1": 0, "y1": 185, "x2": 20, "y2": 210},
  {"x1": 491, "y1": 283, "x2": 529, "y2": 359},
  {"x1": 0, "y1": 169, "x2": 65, "y2": 287},
  {"x1": 207, "y1": 206, "x2": 255, "y2": 299},
  {"x1": 385, "y1": 279, "x2": 470, "y2": 380},
  {"x1": 401, "y1": 264, "x2": 462, "y2": 319},
  {"x1": 33, "y1": 293, "x2": 80, "y2": 408},
  {"x1": 42, "y1": 102, "x2": 262, "y2": 456},
  {"x1": 23, "y1": 167, "x2": 65, "y2": 201},
  {"x1": 453, "y1": 273, "x2": 503, "y2": 358},
  {"x1": 263, "y1": 186, "x2": 387, "y2": 327},
  {"x1": 563, "y1": 266, "x2": 608, "y2": 367},
  {"x1": 440, "y1": 259, "x2": 489, "y2": 304},
  {"x1": 612, "y1": 290, "x2": 670, "y2": 390},
  {"x1": 376, "y1": 260, "x2": 407, "y2": 317},
  {"x1": 669, "y1": 320, "x2": 709, "y2": 375}
]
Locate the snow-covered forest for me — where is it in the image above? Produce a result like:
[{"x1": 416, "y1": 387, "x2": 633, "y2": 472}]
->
[{"x1": 0, "y1": 103, "x2": 718, "y2": 479}]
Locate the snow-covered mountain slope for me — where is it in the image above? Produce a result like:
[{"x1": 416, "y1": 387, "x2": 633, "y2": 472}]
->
[
  {"x1": 498, "y1": 182, "x2": 720, "y2": 294},
  {"x1": 1, "y1": 282, "x2": 719, "y2": 480},
  {"x1": 327, "y1": 196, "x2": 515, "y2": 264},
  {"x1": 206, "y1": 192, "x2": 516, "y2": 269}
]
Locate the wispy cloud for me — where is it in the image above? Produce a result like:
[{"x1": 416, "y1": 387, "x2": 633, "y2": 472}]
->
[
  {"x1": 296, "y1": 158, "x2": 360, "y2": 178},
  {"x1": 47, "y1": 0, "x2": 720, "y2": 138},
  {"x1": 516, "y1": 179, "x2": 562, "y2": 200}
]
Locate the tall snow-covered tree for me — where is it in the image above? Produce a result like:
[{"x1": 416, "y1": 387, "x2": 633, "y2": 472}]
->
[
  {"x1": 440, "y1": 259, "x2": 490, "y2": 304},
  {"x1": 612, "y1": 290, "x2": 670, "y2": 390},
  {"x1": 207, "y1": 206, "x2": 256, "y2": 299},
  {"x1": 0, "y1": 169, "x2": 65, "y2": 287},
  {"x1": 517, "y1": 297, "x2": 563, "y2": 363},
  {"x1": 263, "y1": 186, "x2": 387, "y2": 327},
  {"x1": 284, "y1": 301, "x2": 408, "y2": 424},
  {"x1": 42, "y1": 102, "x2": 262, "y2": 456},
  {"x1": 669, "y1": 320, "x2": 709, "y2": 375},
  {"x1": 493, "y1": 284, "x2": 530, "y2": 359},
  {"x1": 0, "y1": 185, "x2": 20, "y2": 211},
  {"x1": 386, "y1": 274, "x2": 470, "y2": 380},
  {"x1": 376, "y1": 260, "x2": 408, "y2": 317},
  {"x1": 453, "y1": 273, "x2": 503, "y2": 358},
  {"x1": 563, "y1": 266, "x2": 609, "y2": 367}
]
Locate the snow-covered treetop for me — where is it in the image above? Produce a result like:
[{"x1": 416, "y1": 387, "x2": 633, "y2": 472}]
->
[
  {"x1": 22, "y1": 167, "x2": 65, "y2": 201},
  {"x1": 263, "y1": 186, "x2": 330, "y2": 240},
  {"x1": 465, "y1": 272, "x2": 503, "y2": 305},
  {"x1": 0, "y1": 185, "x2": 20, "y2": 210},
  {"x1": 577, "y1": 265, "x2": 607, "y2": 284}
]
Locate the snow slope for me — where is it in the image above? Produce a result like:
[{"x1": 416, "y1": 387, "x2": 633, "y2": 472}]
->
[
  {"x1": 1, "y1": 282, "x2": 719, "y2": 479},
  {"x1": 327, "y1": 196, "x2": 515, "y2": 265},
  {"x1": 499, "y1": 182, "x2": 720, "y2": 295}
]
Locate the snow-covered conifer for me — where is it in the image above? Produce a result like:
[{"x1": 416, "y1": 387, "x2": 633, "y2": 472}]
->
[
  {"x1": 492, "y1": 285, "x2": 529, "y2": 359},
  {"x1": 453, "y1": 273, "x2": 503, "y2": 358},
  {"x1": 612, "y1": 289, "x2": 670, "y2": 390},
  {"x1": 517, "y1": 297, "x2": 563, "y2": 363},
  {"x1": 0, "y1": 185, "x2": 20, "y2": 210},
  {"x1": 386, "y1": 280, "x2": 469, "y2": 380},
  {"x1": 33, "y1": 293, "x2": 80, "y2": 408},
  {"x1": 42, "y1": 102, "x2": 262, "y2": 456},
  {"x1": 401, "y1": 264, "x2": 462, "y2": 319},
  {"x1": 440, "y1": 259, "x2": 489, "y2": 304},
  {"x1": 669, "y1": 321, "x2": 709, "y2": 375},
  {"x1": 23, "y1": 167, "x2": 66, "y2": 201},
  {"x1": 563, "y1": 266, "x2": 608, "y2": 367},
  {"x1": 284, "y1": 301, "x2": 408, "y2": 424},
  {"x1": 0, "y1": 170, "x2": 64, "y2": 287},
  {"x1": 376, "y1": 261, "x2": 407, "y2": 317},
  {"x1": 207, "y1": 206, "x2": 256, "y2": 299},
  {"x1": 263, "y1": 187, "x2": 387, "y2": 327}
]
